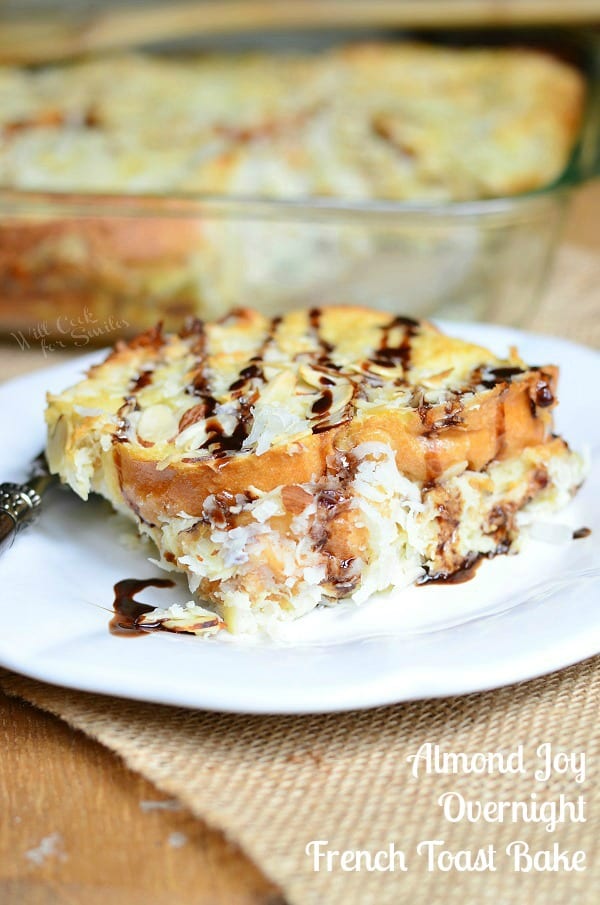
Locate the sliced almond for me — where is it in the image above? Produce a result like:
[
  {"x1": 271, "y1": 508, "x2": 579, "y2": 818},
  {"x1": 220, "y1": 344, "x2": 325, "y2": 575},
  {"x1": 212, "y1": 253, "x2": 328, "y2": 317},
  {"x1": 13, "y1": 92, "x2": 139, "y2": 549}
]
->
[
  {"x1": 281, "y1": 484, "x2": 314, "y2": 514},
  {"x1": 420, "y1": 368, "x2": 453, "y2": 387},
  {"x1": 161, "y1": 615, "x2": 223, "y2": 635},
  {"x1": 137, "y1": 404, "x2": 180, "y2": 445},
  {"x1": 362, "y1": 361, "x2": 404, "y2": 380},
  {"x1": 298, "y1": 363, "x2": 326, "y2": 389},
  {"x1": 138, "y1": 602, "x2": 224, "y2": 636},
  {"x1": 175, "y1": 420, "x2": 209, "y2": 451},
  {"x1": 310, "y1": 381, "x2": 354, "y2": 419},
  {"x1": 260, "y1": 370, "x2": 297, "y2": 405},
  {"x1": 178, "y1": 403, "x2": 207, "y2": 432}
]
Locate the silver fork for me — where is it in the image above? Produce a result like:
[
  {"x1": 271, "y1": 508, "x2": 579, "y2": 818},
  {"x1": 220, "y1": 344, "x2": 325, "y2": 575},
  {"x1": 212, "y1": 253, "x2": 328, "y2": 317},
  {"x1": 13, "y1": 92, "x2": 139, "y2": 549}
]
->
[{"x1": 0, "y1": 453, "x2": 56, "y2": 555}]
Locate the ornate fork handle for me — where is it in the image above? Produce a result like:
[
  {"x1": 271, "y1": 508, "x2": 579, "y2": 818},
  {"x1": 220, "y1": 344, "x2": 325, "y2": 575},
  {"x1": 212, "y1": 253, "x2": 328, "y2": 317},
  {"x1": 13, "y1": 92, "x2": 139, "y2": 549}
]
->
[{"x1": 0, "y1": 481, "x2": 44, "y2": 555}]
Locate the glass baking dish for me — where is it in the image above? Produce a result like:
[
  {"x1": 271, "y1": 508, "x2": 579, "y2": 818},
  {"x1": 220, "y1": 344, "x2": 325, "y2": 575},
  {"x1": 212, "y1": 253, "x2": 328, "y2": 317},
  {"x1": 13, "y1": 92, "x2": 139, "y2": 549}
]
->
[{"x1": 0, "y1": 28, "x2": 598, "y2": 345}]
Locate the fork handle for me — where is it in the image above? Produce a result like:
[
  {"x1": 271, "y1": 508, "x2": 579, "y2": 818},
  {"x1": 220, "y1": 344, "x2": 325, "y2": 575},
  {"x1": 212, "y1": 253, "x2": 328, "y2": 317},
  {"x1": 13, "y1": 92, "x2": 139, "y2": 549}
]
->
[
  {"x1": 0, "y1": 510, "x2": 17, "y2": 555},
  {"x1": 0, "y1": 482, "x2": 42, "y2": 556}
]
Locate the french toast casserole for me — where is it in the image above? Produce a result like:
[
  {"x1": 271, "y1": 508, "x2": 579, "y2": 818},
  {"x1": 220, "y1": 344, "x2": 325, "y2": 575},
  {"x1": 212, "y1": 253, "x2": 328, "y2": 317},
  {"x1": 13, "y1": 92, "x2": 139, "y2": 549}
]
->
[
  {"x1": 46, "y1": 307, "x2": 586, "y2": 635},
  {"x1": 0, "y1": 43, "x2": 585, "y2": 333}
]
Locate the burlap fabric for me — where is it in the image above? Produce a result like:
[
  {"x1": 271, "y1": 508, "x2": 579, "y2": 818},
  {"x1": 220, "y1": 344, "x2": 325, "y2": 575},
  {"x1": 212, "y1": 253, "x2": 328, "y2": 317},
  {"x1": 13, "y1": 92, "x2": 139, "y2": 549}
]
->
[
  {"x1": 1, "y1": 243, "x2": 599, "y2": 904},
  {"x1": 1, "y1": 660, "x2": 598, "y2": 904}
]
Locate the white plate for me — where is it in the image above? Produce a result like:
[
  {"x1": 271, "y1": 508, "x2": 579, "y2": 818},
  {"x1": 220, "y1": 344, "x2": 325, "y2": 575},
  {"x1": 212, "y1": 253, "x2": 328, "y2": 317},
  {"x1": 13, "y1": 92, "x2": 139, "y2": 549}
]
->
[{"x1": 0, "y1": 323, "x2": 598, "y2": 713}]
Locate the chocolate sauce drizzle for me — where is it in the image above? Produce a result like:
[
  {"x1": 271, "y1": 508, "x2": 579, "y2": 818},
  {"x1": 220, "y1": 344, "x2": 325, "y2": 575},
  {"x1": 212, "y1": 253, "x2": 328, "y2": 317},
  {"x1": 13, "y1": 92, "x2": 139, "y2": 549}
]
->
[
  {"x1": 111, "y1": 313, "x2": 551, "y2": 498},
  {"x1": 311, "y1": 390, "x2": 333, "y2": 416},
  {"x1": 114, "y1": 311, "x2": 427, "y2": 457},
  {"x1": 183, "y1": 319, "x2": 217, "y2": 416},
  {"x1": 130, "y1": 369, "x2": 154, "y2": 392},
  {"x1": 184, "y1": 315, "x2": 281, "y2": 457},
  {"x1": 305, "y1": 309, "x2": 354, "y2": 429},
  {"x1": 372, "y1": 315, "x2": 419, "y2": 372},
  {"x1": 417, "y1": 552, "x2": 483, "y2": 586},
  {"x1": 534, "y1": 379, "x2": 554, "y2": 408},
  {"x1": 310, "y1": 453, "x2": 363, "y2": 597},
  {"x1": 113, "y1": 395, "x2": 139, "y2": 445},
  {"x1": 309, "y1": 308, "x2": 335, "y2": 360},
  {"x1": 308, "y1": 310, "x2": 421, "y2": 430},
  {"x1": 480, "y1": 366, "x2": 525, "y2": 389},
  {"x1": 109, "y1": 577, "x2": 175, "y2": 637},
  {"x1": 478, "y1": 365, "x2": 554, "y2": 421},
  {"x1": 117, "y1": 325, "x2": 169, "y2": 436},
  {"x1": 199, "y1": 314, "x2": 283, "y2": 457},
  {"x1": 495, "y1": 393, "x2": 507, "y2": 459}
]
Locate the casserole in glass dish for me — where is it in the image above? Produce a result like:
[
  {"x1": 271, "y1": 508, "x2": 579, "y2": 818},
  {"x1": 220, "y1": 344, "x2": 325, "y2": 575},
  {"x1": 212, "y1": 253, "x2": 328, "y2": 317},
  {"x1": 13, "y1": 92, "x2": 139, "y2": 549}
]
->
[{"x1": 0, "y1": 29, "x2": 598, "y2": 343}]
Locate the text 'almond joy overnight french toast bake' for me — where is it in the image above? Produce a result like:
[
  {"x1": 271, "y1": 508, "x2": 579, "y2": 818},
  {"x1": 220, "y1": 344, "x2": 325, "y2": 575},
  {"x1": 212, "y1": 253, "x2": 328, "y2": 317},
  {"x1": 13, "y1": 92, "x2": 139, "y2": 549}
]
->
[{"x1": 46, "y1": 308, "x2": 586, "y2": 635}]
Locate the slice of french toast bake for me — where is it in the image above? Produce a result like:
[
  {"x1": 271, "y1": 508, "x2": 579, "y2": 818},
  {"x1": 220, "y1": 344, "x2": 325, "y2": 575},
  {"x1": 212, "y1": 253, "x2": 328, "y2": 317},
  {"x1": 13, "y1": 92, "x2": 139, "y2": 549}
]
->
[{"x1": 46, "y1": 307, "x2": 585, "y2": 634}]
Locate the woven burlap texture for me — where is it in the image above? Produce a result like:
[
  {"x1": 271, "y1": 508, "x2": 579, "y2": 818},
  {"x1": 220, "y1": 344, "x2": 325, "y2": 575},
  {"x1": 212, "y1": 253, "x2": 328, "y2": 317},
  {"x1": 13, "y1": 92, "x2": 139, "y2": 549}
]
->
[
  {"x1": 1, "y1": 242, "x2": 599, "y2": 904},
  {"x1": 2, "y1": 658, "x2": 598, "y2": 905}
]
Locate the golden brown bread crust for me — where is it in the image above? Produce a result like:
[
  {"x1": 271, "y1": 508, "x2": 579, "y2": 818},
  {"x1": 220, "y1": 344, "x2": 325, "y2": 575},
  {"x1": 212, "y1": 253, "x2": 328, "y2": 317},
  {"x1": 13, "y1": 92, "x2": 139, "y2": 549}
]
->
[
  {"x1": 46, "y1": 305, "x2": 558, "y2": 524},
  {"x1": 113, "y1": 372, "x2": 554, "y2": 524}
]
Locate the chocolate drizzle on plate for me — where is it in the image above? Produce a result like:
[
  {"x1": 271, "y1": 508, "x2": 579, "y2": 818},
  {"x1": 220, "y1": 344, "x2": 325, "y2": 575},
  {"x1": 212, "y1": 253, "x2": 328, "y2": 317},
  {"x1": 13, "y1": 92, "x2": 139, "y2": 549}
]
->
[
  {"x1": 109, "y1": 577, "x2": 175, "y2": 637},
  {"x1": 572, "y1": 527, "x2": 591, "y2": 539},
  {"x1": 417, "y1": 552, "x2": 483, "y2": 586}
]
